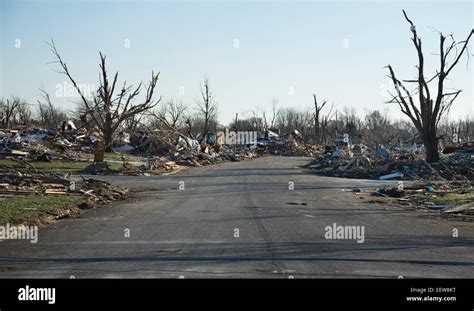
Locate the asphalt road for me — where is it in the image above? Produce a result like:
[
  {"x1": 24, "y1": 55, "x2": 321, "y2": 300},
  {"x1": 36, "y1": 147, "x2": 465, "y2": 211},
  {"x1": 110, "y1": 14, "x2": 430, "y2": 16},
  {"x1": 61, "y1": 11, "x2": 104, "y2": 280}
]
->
[{"x1": 0, "y1": 156, "x2": 473, "y2": 278}]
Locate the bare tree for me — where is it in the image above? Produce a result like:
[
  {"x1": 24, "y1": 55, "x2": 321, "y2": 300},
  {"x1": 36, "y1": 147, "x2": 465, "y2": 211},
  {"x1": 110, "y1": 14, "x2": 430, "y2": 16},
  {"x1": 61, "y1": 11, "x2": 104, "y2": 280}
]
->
[
  {"x1": 249, "y1": 109, "x2": 264, "y2": 132},
  {"x1": 147, "y1": 99, "x2": 192, "y2": 146},
  {"x1": 262, "y1": 111, "x2": 268, "y2": 131},
  {"x1": 438, "y1": 115, "x2": 474, "y2": 146},
  {"x1": 0, "y1": 97, "x2": 22, "y2": 128},
  {"x1": 123, "y1": 112, "x2": 146, "y2": 134},
  {"x1": 340, "y1": 107, "x2": 361, "y2": 143},
  {"x1": 386, "y1": 10, "x2": 473, "y2": 162},
  {"x1": 228, "y1": 115, "x2": 254, "y2": 132},
  {"x1": 148, "y1": 110, "x2": 193, "y2": 147},
  {"x1": 313, "y1": 93, "x2": 327, "y2": 144},
  {"x1": 270, "y1": 97, "x2": 278, "y2": 129},
  {"x1": 363, "y1": 110, "x2": 392, "y2": 148},
  {"x1": 197, "y1": 77, "x2": 218, "y2": 141},
  {"x1": 276, "y1": 107, "x2": 313, "y2": 140},
  {"x1": 37, "y1": 87, "x2": 68, "y2": 129},
  {"x1": 319, "y1": 102, "x2": 335, "y2": 145},
  {"x1": 48, "y1": 39, "x2": 160, "y2": 152},
  {"x1": 157, "y1": 99, "x2": 187, "y2": 128},
  {"x1": 16, "y1": 102, "x2": 32, "y2": 128}
]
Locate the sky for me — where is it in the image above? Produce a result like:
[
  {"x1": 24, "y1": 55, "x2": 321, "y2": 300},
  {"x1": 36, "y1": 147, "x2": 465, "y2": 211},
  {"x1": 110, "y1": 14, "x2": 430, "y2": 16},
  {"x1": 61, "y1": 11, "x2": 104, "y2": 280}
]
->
[{"x1": 1, "y1": 0, "x2": 473, "y2": 125}]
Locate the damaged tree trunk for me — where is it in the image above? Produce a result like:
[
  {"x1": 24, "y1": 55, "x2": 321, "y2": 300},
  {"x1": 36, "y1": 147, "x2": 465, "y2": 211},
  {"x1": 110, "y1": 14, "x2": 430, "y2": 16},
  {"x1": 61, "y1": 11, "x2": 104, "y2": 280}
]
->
[
  {"x1": 386, "y1": 10, "x2": 473, "y2": 163},
  {"x1": 313, "y1": 94, "x2": 327, "y2": 145},
  {"x1": 424, "y1": 133, "x2": 440, "y2": 163},
  {"x1": 103, "y1": 122, "x2": 114, "y2": 153}
]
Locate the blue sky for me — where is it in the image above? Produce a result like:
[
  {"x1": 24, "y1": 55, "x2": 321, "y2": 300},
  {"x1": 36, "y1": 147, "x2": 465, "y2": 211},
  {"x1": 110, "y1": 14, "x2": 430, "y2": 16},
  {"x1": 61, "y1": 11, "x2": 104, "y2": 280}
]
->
[{"x1": 1, "y1": 0, "x2": 473, "y2": 124}]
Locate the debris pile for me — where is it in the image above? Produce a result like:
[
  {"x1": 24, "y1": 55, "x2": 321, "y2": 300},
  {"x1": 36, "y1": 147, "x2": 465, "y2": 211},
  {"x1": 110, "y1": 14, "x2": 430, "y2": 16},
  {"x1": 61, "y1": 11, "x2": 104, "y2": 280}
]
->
[
  {"x1": 0, "y1": 161, "x2": 127, "y2": 203},
  {"x1": 0, "y1": 126, "x2": 266, "y2": 175},
  {"x1": 2, "y1": 125, "x2": 472, "y2": 183},
  {"x1": 0, "y1": 127, "x2": 100, "y2": 162},
  {"x1": 366, "y1": 182, "x2": 474, "y2": 217},
  {"x1": 307, "y1": 143, "x2": 473, "y2": 182},
  {"x1": 266, "y1": 142, "x2": 318, "y2": 157},
  {"x1": 110, "y1": 145, "x2": 260, "y2": 176}
]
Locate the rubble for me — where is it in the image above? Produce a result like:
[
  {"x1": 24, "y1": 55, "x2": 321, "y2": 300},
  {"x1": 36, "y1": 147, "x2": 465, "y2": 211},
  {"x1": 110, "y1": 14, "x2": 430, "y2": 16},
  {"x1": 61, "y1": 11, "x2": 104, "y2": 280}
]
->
[
  {"x1": 371, "y1": 187, "x2": 405, "y2": 198},
  {"x1": 441, "y1": 203, "x2": 474, "y2": 214},
  {"x1": 1, "y1": 125, "x2": 472, "y2": 184},
  {"x1": 307, "y1": 142, "x2": 473, "y2": 182},
  {"x1": 0, "y1": 126, "x2": 264, "y2": 176},
  {"x1": 351, "y1": 181, "x2": 474, "y2": 217},
  {"x1": 305, "y1": 140, "x2": 473, "y2": 217},
  {"x1": 0, "y1": 162, "x2": 127, "y2": 204}
]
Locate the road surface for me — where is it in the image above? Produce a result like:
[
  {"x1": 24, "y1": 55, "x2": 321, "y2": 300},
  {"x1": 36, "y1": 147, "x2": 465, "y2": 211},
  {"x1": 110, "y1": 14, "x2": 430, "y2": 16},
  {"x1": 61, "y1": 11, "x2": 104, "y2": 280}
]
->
[{"x1": 0, "y1": 156, "x2": 472, "y2": 278}]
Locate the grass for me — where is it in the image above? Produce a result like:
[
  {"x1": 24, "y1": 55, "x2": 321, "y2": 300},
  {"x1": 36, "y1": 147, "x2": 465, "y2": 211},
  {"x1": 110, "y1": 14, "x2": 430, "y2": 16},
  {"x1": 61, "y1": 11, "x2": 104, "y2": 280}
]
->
[
  {"x1": 103, "y1": 153, "x2": 148, "y2": 162},
  {"x1": 0, "y1": 154, "x2": 133, "y2": 226},
  {"x1": 431, "y1": 193, "x2": 474, "y2": 206},
  {"x1": 0, "y1": 195, "x2": 83, "y2": 225}
]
